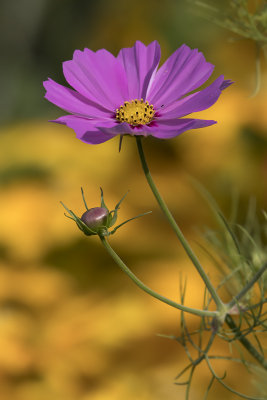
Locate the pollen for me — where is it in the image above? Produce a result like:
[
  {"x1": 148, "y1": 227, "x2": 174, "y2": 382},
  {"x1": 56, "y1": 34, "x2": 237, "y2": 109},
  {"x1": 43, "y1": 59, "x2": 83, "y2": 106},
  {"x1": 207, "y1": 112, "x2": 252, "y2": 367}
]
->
[{"x1": 116, "y1": 99, "x2": 155, "y2": 126}]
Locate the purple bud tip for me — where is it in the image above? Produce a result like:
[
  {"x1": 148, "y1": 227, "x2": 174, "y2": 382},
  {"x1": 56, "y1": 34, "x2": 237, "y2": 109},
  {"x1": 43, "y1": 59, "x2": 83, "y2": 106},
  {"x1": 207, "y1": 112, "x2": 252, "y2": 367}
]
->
[{"x1": 81, "y1": 207, "x2": 109, "y2": 230}]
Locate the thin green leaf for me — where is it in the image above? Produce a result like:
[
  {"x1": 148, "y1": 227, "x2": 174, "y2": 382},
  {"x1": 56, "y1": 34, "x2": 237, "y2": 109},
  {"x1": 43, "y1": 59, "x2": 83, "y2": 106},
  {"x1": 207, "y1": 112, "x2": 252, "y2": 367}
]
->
[
  {"x1": 175, "y1": 363, "x2": 193, "y2": 381},
  {"x1": 203, "y1": 375, "x2": 215, "y2": 400},
  {"x1": 205, "y1": 355, "x2": 265, "y2": 400},
  {"x1": 217, "y1": 210, "x2": 241, "y2": 255},
  {"x1": 185, "y1": 365, "x2": 196, "y2": 400}
]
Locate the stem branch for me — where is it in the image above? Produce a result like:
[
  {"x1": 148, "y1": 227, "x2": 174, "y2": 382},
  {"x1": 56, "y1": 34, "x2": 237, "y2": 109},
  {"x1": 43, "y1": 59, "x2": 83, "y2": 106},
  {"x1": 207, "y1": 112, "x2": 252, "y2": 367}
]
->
[
  {"x1": 225, "y1": 315, "x2": 267, "y2": 370},
  {"x1": 100, "y1": 235, "x2": 218, "y2": 318}
]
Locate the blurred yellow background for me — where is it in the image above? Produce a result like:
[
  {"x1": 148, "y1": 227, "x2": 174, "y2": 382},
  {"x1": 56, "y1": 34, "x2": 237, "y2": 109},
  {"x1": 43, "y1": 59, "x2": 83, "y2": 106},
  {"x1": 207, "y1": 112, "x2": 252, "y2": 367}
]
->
[{"x1": 0, "y1": 0, "x2": 266, "y2": 399}]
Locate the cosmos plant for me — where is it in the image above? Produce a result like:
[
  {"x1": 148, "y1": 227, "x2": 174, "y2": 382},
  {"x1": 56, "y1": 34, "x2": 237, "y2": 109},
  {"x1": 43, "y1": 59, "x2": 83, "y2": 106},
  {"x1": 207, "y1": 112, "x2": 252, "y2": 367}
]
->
[{"x1": 44, "y1": 41, "x2": 267, "y2": 399}]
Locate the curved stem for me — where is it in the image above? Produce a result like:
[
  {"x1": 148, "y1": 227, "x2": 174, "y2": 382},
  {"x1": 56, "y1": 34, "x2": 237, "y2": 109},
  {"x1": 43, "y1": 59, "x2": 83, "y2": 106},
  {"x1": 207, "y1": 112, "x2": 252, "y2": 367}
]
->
[
  {"x1": 136, "y1": 137, "x2": 225, "y2": 312},
  {"x1": 100, "y1": 235, "x2": 218, "y2": 318}
]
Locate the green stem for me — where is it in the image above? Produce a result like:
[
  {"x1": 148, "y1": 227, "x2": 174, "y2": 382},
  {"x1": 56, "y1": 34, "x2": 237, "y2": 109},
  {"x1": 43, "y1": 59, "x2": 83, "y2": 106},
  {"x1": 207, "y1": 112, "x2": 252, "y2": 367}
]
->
[
  {"x1": 100, "y1": 235, "x2": 218, "y2": 318},
  {"x1": 225, "y1": 315, "x2": 267, "y2": 370},
  {"x1": 250, "y1": 42, "x2": 261, "y2": 98},
  {"x1": 228, "y1": 262, "x2": 267, "y2": 310},
  {"x1": 136, "y1": 137, "x2": 225, "y2": 312}
]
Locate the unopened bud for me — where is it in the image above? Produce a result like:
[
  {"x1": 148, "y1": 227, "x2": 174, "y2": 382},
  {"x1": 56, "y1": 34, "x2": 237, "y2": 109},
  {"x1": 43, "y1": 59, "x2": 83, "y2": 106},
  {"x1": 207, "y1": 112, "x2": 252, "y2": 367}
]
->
[
  {"x1": 81, "y1": 207, "x2": 109, "y2": 231},
  {"x1": 61, "y1": 187, "x2": 150, "y2": 238}
]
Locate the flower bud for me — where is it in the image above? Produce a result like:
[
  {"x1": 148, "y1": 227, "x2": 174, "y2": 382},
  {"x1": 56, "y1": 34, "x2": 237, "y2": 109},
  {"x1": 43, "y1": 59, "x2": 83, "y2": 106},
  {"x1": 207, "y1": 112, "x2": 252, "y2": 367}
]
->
[
  {"x1": 61, "y1": 187, "x2": 150, "y2": 238},
  {"x1": 81, "y1": 207, "x2": 109, "y2": 231}
]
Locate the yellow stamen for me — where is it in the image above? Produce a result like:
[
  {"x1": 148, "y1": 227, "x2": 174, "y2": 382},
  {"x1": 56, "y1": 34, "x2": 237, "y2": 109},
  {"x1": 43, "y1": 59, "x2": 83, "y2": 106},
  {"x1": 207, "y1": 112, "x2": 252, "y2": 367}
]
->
[{"x1": 116, "y1": 99, "x2": 155, "y2": 126}]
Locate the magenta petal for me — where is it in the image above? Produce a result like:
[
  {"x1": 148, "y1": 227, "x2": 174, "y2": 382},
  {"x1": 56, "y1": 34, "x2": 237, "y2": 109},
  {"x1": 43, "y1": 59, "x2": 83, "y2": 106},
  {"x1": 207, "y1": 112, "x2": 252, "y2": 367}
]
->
[
  {"x1": 98, "y1": 122, "x2": 135, "y2": 136},
  {"x1": 117, "y1": 40, "x2": 161, "y2": 100},
  {"x1": 53, "y1": 115, "x2": 118, "y2": 144},
  {"x1": 142, "y1": 118, "x2": 216, "y2": 139},
  {"x1": 99, "y1": 121, "x2": 156, "y2": 137},
  {"x1": 100, "y1": 117, "x2": 216, "y2": 139},
  {"x1": 63, "y1": 48, "x2": 129, "y2": 110},
  {"x1": 147, "y1": 44, "x2": 214, "y2": 107},
  {"x1": 43, "y1": 78, "x2": 111, "y2": 118},
  {"x1": 160, "y1": 76, "x2": 233, "y2": 119}
]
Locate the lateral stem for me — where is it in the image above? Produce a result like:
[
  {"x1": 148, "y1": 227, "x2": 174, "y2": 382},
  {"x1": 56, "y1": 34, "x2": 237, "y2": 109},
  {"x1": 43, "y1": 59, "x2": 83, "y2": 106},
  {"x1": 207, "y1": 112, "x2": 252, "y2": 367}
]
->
[{"x1": 100, "y1": 235, "x2": 218, "y2": 318}]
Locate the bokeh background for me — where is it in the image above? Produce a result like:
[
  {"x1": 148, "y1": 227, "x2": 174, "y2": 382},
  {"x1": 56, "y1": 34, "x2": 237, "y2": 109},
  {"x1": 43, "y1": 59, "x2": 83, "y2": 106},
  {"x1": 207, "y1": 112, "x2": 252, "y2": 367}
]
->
[{"x1": 0, "y1": 0, "x2": 266, "y2": 399}]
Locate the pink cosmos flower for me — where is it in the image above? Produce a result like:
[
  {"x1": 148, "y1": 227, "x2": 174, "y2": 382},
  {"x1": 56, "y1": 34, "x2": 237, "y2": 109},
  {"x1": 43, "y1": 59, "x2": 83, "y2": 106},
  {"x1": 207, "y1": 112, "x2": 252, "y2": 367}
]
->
[{"x1": 44, "y1": 41, "x2": 232, "y2": 144}]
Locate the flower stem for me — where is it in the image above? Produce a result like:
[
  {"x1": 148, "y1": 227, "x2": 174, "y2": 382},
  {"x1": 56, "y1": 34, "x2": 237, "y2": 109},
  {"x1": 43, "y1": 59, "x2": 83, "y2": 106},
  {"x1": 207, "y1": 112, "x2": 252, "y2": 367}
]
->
[
  {"x1": 99, "y1": 235, "x2": 218, "y2": 318},
  {"x1": 225, "y1": 315, "x2": 267, "y2": 370},
  {"x1": 135, "y1": 137, "x2": 225, "y2": 312}
]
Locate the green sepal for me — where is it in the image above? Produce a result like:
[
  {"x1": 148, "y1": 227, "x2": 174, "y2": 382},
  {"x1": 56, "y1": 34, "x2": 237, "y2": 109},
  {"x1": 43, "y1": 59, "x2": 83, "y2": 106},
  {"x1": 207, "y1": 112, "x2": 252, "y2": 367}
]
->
[
  {"x1": 100, "y1": 187, "x2": 109, "y2": 211},
  {"x1": 60, "y1": 201, "x2": 96, "y2": 236},
  {"x1": 81, "y1": 187, "x2": 89, "y2": 210},
  {"x1": 109, "y1": 191, "x2": 129, "y2": 227},
  {"x1": 110, "y1": 211, "x2": 152, "y2": 235}
]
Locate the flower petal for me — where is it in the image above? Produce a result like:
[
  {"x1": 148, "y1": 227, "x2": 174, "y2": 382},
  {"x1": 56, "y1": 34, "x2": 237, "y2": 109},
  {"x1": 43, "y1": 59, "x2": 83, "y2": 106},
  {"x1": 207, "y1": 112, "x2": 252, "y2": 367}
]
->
[
  {"x1": 117, "y1": 40, "x2": 161, "y2": 100},
  {"x1": 63, "y1": 48, "x2": 129, "y2": 110},
  {"x1": 99, "y1": 117, "x2": 216, "y2": 139},
  {"x1": 141, "y1": 118, "x2": 216, "y2": 139},
  {"x1": 98, "y1": 122, "x2": 134, "y2": 136},
  {"x1": 147, "y1": 44, "x2": 214, "y2": 107},
  {"x1": 53, "y1": 115, "x2": 118, "y2": 144},
  {"x1": 159, "y1": 75, "x2": 233, "y2": 119},
  {"x1": 43, "y1": 78, "x2": 111, "y2": 118}
]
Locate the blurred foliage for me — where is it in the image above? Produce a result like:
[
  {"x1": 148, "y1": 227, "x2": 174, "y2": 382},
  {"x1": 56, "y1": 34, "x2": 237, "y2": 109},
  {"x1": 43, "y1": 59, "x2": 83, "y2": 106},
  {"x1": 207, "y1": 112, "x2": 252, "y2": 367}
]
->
[
  {"x1": 198, "y1": 185, "x2": 267, "y2": 297},
  {"x1": 188, "y1": 0, "x2": 267, "y2": 45},
  {"x1": 170, "y1": 185, "x2": 267, "y2": 399},
  {"x1": 0, "y1": 0, "x2": 266, "y2": 399},
  {"x1": 188, "y1": 0, "x2": 267, "y2": 96}
]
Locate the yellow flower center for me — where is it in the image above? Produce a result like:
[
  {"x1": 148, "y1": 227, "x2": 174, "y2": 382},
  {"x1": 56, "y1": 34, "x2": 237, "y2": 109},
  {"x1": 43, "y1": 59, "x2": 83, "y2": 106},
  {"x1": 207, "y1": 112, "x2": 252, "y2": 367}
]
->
[{"x1": 116, "y1": 99, "x2": 155, "y2": 126}]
